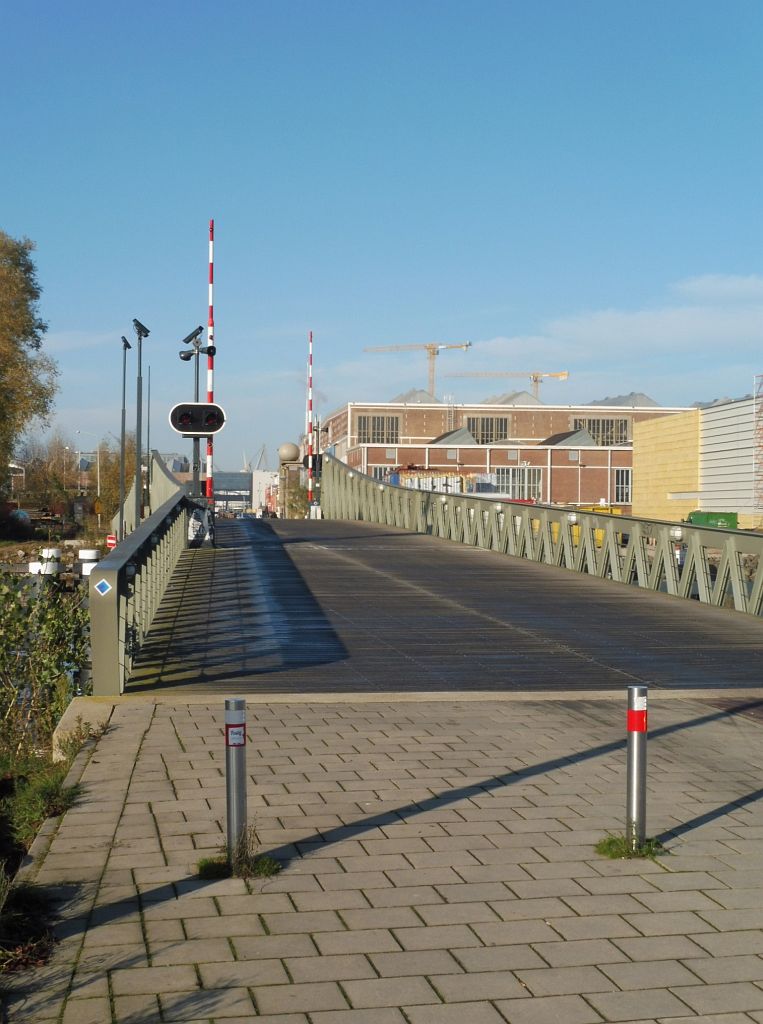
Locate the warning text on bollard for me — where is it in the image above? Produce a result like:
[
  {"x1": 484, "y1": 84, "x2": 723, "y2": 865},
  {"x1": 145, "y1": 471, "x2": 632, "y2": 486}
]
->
[{"x1": 225, "y1": 723, "x2": 246, "y2": 746}]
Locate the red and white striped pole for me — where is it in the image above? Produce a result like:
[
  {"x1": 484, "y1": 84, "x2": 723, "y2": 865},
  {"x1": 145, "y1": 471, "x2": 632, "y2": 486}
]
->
[
  {"x1": 626, "y1": 684, "x2": 648, "y2": 850},
  {"x1": 206, "y1": 219, "x2": 215, "y2": 506},
  {"x1": 307, "y1": 330, "x2": 314, "y2": 506}
]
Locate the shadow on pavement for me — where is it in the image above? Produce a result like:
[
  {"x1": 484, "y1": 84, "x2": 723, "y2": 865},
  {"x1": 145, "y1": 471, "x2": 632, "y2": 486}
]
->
[
  {"x1": 127, "y1": 520, "x2": 348, "y2": 692},
  {"x1": 38, "y1": 700, "x2": 763, "y2": 956},
  {"x1": 263, "y1": 699, "x2": 763, "y2": 865}
]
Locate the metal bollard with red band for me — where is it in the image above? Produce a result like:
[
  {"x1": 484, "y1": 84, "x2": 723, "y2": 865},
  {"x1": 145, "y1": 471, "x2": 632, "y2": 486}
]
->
[
  {"x1": 225, "y1": 698, "x2": 248, "y2": 859},
  {"x1": 626, "y1": 684, "x2": 648, "y2": 850}
]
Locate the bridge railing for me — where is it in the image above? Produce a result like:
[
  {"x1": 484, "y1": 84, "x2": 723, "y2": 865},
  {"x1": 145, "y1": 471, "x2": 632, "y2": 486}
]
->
[
  {"x1": 321, "y1": 455, "x2": 763, "y2": 617},
  {"x1": 89, "y1": 455, "x2": 195, "y2": 695}
]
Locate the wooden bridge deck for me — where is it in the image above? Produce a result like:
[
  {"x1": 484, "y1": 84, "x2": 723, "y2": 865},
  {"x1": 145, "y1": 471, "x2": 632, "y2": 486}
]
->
[{"x1": 126, "y1": 518, "x2": 763, "y2": 696}]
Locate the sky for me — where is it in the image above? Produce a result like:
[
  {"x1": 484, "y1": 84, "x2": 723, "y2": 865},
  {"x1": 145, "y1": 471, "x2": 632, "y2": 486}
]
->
[{"x1": 3, "y1": 1, "x2": 762, "y2": 471}]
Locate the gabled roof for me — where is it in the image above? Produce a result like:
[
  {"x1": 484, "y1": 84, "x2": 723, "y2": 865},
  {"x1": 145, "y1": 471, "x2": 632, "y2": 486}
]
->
[
  {"x1": 429, "y1": 427, "x2": 478, "y2": 446},
  {"x1": 540, "y1": 428, "x2": 598, "y2": 447},
  {"x1": 587, "y1": 392, "x2": 659, "y2": 407},
  {"x1": 482, "y1": 390, "x2": 542, "y2": 406},
  {"x1": 389, "y1": 388, "x2": 441, "y2": 404}
]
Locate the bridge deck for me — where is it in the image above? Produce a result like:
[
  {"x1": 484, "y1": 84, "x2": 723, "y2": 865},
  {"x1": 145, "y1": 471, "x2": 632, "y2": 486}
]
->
[{"x1": 127, "y1": 519, "x2": 763, "y2": 695}]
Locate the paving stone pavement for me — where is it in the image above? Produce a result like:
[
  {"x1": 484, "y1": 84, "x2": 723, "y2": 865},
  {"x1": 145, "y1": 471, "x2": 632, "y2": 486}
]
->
[{"x1": 7, "y1": 693, "x2": 763, "y2": 1023}]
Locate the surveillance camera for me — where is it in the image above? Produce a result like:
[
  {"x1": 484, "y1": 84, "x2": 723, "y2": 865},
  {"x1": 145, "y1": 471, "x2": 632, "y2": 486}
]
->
[
  {"x1": 178, "y1": 350, "x2": 194, "y2": 361},
  {"x1": 180, "y1": 326, "x2": 204, "y2": 347},
  {"x1": 121, "y1": 335, "x2": 132, "y2": 350},
  {"x1": 132, "y1": 319, "x2": 150, "y2": 337}
]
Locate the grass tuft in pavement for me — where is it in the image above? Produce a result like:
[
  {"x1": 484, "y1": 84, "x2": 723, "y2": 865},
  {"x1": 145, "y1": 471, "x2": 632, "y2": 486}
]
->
[
  {"x1": 197, "y1": 826, "x2": 281, "y2": 881},
  {"x1": 595, "y1": 833, "x2": 667, "y2": 860}
]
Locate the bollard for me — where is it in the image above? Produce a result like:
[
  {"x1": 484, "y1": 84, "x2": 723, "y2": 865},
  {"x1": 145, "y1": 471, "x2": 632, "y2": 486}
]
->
[
  {"x1": 225, "y1": 698, "x2": 248, "y2": 860},
  {"x1": 626, "y1": 684, "x2": 648, "y2": 851}
]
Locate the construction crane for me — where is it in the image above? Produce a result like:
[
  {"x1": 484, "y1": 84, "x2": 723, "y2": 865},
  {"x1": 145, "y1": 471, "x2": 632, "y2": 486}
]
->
[
  {"x1": 444, "y1": 370, "x2": 569, "y2": 400},
  {"x1": 364, "y1": 342, "x2": 471, "y2": 398}
]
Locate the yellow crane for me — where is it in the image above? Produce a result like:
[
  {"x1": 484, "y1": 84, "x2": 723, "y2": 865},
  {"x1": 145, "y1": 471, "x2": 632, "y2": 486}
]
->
[
  {"x1": 364, "y1": 342, "x2": 471, "y2": 398},
  {"x1": 444, "y1": 369, "x2": 569, "y2": 400}
]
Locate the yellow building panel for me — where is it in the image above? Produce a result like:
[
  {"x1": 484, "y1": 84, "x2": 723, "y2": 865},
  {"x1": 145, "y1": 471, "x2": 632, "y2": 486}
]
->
[{"x1": 632, "y1": 410, "x2": 699, "y2": 521}]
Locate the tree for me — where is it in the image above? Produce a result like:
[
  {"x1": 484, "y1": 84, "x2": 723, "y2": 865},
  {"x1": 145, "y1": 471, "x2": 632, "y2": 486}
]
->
[
  {"x1": 96, "y1": 433, "x2": 136, "y2": 525},
  {"x1": 0, "y1": 231, "x2": 58, "y2": 494},
  {"x1": 285, "y1": 479, "x2": 309, "y2": 519}
]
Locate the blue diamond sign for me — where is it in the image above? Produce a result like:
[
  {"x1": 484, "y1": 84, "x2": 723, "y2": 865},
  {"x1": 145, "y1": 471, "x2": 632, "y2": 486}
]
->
[{"x1": 94, "y1": 578, "x2": 112, "y2": 597}]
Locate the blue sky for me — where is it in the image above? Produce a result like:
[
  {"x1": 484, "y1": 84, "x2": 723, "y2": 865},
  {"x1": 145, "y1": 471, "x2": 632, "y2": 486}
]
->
[{"x1": 4, "y1": 1, "x2": 762, "y2": 469}]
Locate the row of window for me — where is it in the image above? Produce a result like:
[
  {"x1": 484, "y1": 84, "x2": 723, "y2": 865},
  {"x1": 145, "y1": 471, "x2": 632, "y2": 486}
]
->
[
  {"x1": 491, "y1": 467, "x2": 631, "y2": 502},
  {"x1": 357, "y1": 416, "x2": 400, "y2": 444},
  {"x1": 466, "y1": 416, "x2": 510, "y2": 444},
  {"x1": 573, "y1": 417, "x2": 630, "y2": 446},
  {"x1": 374, "y1": 466, "x2": 633, "y2": 502},
  {"x1": 357, "y1": 415, "x2": 631, "y2": 447}
]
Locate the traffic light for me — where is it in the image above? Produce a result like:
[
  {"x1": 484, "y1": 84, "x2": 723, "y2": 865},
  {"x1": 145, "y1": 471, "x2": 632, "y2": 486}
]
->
[
  {"x1": 169, "y1": 402, "x2": 227, "y2": 437},
  {"x1": 302, "y1": 454, "x2": 323, "y2": 474}
]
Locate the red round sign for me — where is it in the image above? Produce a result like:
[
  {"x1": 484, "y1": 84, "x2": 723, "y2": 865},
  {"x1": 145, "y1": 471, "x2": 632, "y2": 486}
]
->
[{"x1": 106, "y1": 534, "x2": 117, "y2": 550}]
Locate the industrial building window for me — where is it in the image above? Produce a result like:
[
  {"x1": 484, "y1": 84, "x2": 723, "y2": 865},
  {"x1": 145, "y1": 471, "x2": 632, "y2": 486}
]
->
[
  {"x1": 466, "y1": 416, "x2": 509, "y2": 444},
  {"x1": 573, "y1": 417, "x2": 629, "y2": 446},
  {"x1": 495, "y1": 466, "x2": 542, "y2": 500},
  {"x1": 615, "y1": 468, "x2": 632, "y2": 503},
  {"x1": 371, "y1": 466, "x2": 386, "y2": 480},
  {"x1": 358, "y1": 415, "x2": 400, "y2": 444}
]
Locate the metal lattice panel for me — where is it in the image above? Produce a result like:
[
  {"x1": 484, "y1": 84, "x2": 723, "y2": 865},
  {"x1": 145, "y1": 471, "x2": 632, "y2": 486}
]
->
[{"x1": 322, "y1": 455, "x2": 763, "y2": 618}]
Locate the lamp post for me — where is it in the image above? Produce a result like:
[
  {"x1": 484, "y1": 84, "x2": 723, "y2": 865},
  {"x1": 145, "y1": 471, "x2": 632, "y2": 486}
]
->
[
  {"x1": 9, "y1": 462, "x2": 24, "y2": 508},
  {"x1": 75, "y1": 430, "x2": 102, "y2": 528},
  {"x1": 178, "y1": 326, "x2": 212, "y2": 497},
  {"x1": 132, "y1": 319, "x2": 150, "y2": 530},
  {"x1": 119, "y1": 336, "x2": 131, "y2": 540}
]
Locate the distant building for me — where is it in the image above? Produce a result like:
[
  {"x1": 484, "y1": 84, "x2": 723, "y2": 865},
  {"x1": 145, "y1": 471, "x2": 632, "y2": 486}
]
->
[
  {"x1": 633, "y1": 395, "x2": 763, "y2": 528},
  {"x1": 210, "y1": 471, "x2": 252, "y2": 512},
  {"x1": 252, "y1": 470, "x2": 279, "y2": 510},
  {"x1": 322, "y1": 397, "x2": 691, "y2": 511}
]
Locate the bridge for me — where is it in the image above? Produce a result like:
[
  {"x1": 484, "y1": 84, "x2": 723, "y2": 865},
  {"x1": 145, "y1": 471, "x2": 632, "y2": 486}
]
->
[
  {"x1": 88, "y1": 455, "x2": 763, "y2": 696},
  {"x1": 16, "y1": 457, "x2": 763, "y2": 1024}
]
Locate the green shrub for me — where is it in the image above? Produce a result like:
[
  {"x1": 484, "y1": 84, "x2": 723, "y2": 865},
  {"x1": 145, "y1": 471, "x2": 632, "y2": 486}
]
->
[{"x1": 0, "y1": 572, "x2": 89, "y2": 761}]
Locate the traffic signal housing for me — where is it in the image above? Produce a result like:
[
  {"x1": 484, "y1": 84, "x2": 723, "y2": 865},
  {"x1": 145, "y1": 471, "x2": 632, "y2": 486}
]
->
[
  {"x1": 302, "y1": 453, "x2": 323, "y2": 475},
  {"x1": 169, "y1": 402, "x2": 227, "y2": 437}
]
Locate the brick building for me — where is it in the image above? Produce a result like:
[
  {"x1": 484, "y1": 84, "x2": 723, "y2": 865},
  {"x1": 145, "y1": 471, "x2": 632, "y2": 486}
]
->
[{"x1": 322, "y1": 394, "x2": 691, "y2": 511}]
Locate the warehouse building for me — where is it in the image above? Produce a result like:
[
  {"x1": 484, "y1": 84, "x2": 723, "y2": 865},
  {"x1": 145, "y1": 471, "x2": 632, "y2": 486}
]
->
[
  {"x1": 633, "y1": 394, "x2": 763, "y2": 529},
  {"x1": 322, "y1": 393, "x2": 691, "y2": 511}
]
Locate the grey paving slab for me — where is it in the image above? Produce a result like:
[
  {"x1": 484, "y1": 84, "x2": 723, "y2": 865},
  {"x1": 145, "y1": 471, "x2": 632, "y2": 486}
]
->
[
  {"x1": 670, "y1": 982, "x2": 763, "y2": 1015},
  {"x1": 311, "y1": 1012, "x2": 407, "y2": 1024},
  {"x1": 584, "y1": 988, "x2": 693, "y2": 1021},
  {"x1": 404, "y1": 1003, "x2": 507, "y2": 1024},
  {"x1": 112, "y1": 993, "x2": 160, "y2": 1023}
]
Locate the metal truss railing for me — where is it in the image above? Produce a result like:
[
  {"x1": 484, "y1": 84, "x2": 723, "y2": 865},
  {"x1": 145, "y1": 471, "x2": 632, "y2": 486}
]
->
[
  {"x1": 321, "y1": 455, "x2": 763, "y2": 617},
  {"x1": 90, "y1": 453, "x2": 201, "y2": 696}
]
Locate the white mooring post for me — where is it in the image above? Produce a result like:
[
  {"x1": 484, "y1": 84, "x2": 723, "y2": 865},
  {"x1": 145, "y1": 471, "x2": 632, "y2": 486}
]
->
[
  {"x1": 626, "y1": 684, "x2": 648, "y2": 850},
  {"x1": 225, "y1": 698, "x2": 248, "y2": 859}
]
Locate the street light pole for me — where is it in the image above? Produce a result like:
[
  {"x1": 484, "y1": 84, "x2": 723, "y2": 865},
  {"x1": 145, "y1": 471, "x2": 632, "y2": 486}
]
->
[
  {"x1": 119, "y1": 337, "x2": 131, "y2": 541},
  {"x1": 132, "y1": 319, "x2": 150, "y2": 530},
  {"x1": 76, "y1": 430, "x2": 102, "y2": 529},
  {"x1": 178, "y1": 326, "x2": 208, "y2": 498}
]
